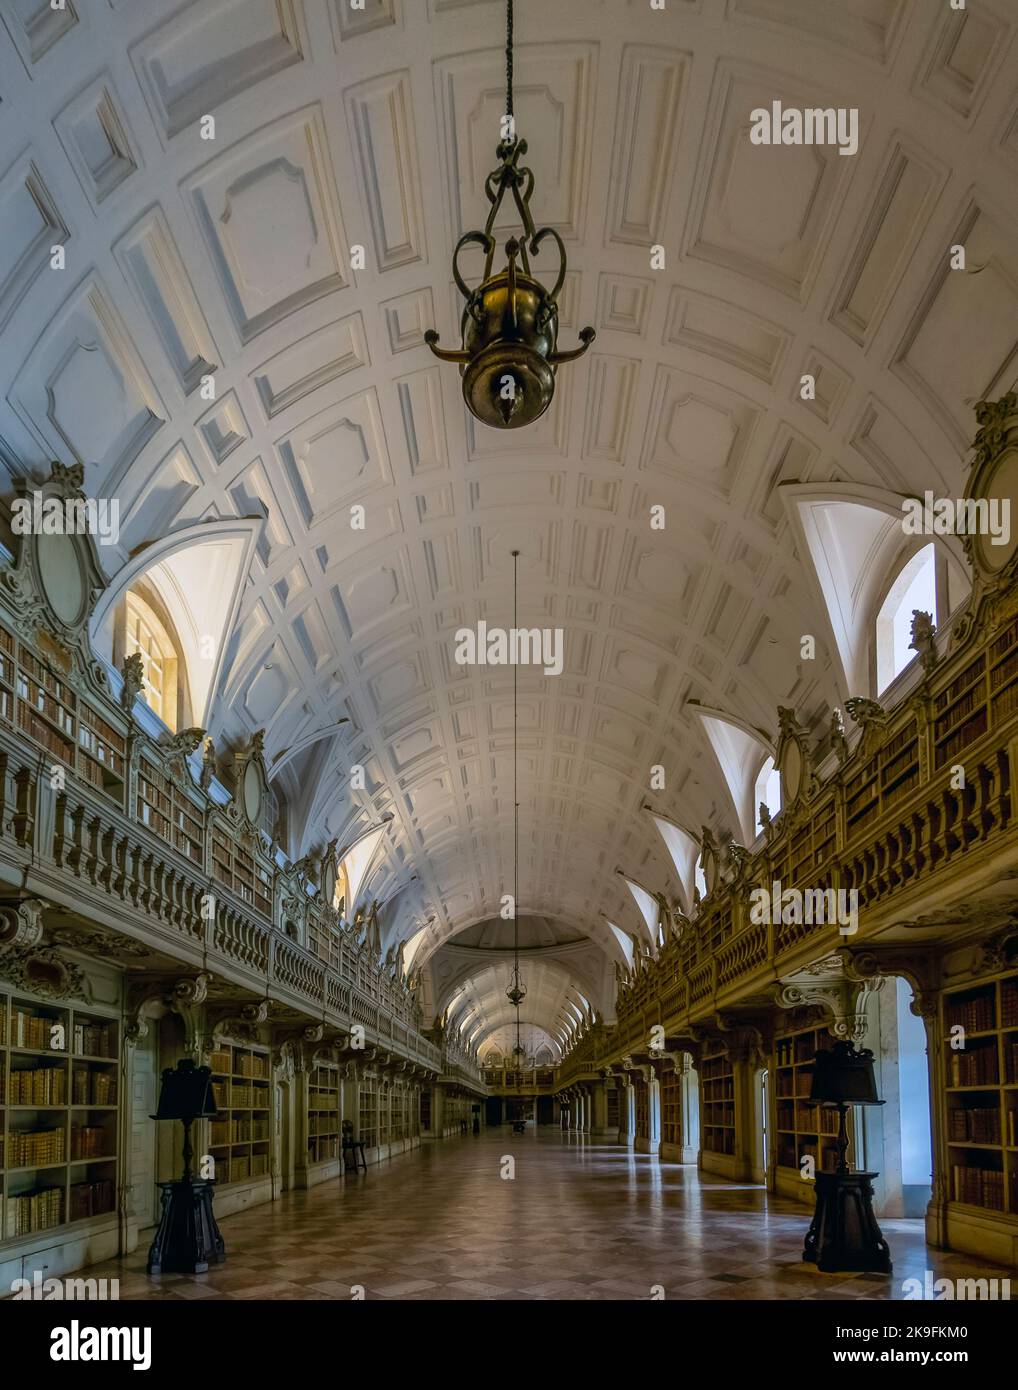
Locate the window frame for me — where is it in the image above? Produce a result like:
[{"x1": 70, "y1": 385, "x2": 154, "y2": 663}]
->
[
  {"x1": 114, "y1": 583, "x2": 186, "y2": 732},
  {"x1": 871, "y1": 540, "x2": 957, "y2": 697}
]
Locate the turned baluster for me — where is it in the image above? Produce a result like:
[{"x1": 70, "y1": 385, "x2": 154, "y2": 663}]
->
[{"x1": 85, "y1": 814, "x2": 101, "y2": 884}]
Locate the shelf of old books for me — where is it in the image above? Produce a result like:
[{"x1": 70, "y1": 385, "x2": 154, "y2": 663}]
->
[
  {"x1": 634, "y1": 1074, "x2": 649, "y2": 1142},
  {"x1": 988, "y1": 616, "x2": 1018, "y2": 726},
  {"x1": 14, "y1": 643, "x2": 76, "y2": 771},
  {"x1": 0, "y1": 991, "x2": 120, "y2": 1241},
  {"x1": 392, "y1": 1088, "x2": 408, "y2": 1143},
  {"x1": 0, "y1": 622, "x2": 127, "y2": 807},
  {"x1": 358, "y1": 1080, "x2": 378, "y2": 1149},
  {"x1": 137, "y1": 756, "x2": 204, "y2": 864},
  {"x1": 843, "y1": 755, "x2": 879, "y2": 836},
  {"x1": 606, "y1": 1085, "x2": 619, "y2": 1130},
  {"x1": 208, "y1": 1042, "x2": 271, "y2": 1186},
  {"x1": 773, "y1": 1022, "x2": 841, "y2": 1180},
  {"x1": 379, "y1": 1087, "x2": 392, "y2": 1146},
  {"x1": 307, "y1": 1063, "x2": 340, "y2": 1164},
  {"x1": 931, "y1": 614, "x2": 1018, "y2": 773},
  {"x1": 307, "y1": 912, "x2": 342, "y2": 971},
  {"x1": 700, "y1": 1045, "x2": 735, "y2": 1156},
  {"x1": 943, "y1": 971, "x2": 1018, "y2": 1217},
  {"x1": 0, "y1": 623, "x2": 15, "y2": 726},
  {"x1": 661, "y1": 1069, "x2": 682, "y2": 1148},
  {"x1": 211, "y1": 824, "x2": 273, "y2": 918},
  {"x1": 77, "y1": 701, "x2": 126, "y2": 806}
]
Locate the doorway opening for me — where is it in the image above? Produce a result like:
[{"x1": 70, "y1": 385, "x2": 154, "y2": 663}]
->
[{"x1": 753, "y1": 1066, "x2": 769, "y2": 1183}]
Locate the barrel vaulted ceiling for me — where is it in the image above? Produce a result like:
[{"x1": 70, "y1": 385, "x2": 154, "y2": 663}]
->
[{"x1": 1, "y1": 0, "x2": 1017, "y2": 1036}]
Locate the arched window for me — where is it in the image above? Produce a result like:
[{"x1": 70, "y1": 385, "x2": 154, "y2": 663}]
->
[
  {"x1": 694, "y1": 855, "x2": 707, "y2": 902},
  {"x1": 122, "y1": 587, "x2": 180, "y2": 731},
  {"x1": 754, "y1": 757, "x2": 781, "y2": 834},
  {"x1": 875, "y1": 543, "x2": 937, "y2": 694},
  {"x1": 333, "y1": 860, "x2": 350, "y2": 917}
]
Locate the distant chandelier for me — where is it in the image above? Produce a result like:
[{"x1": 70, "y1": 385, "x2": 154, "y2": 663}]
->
[{"x1": 425, "y1": 0, "x2": 595, "y2": 429}]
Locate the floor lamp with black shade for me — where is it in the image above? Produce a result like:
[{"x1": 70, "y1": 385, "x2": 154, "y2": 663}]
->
[
  {"x1": 147, "y1": 1058, "x2": 227, "y2": 1275},
  {"x1": 802, "y1": 1040, "x2": 893, "y2": 1274}
]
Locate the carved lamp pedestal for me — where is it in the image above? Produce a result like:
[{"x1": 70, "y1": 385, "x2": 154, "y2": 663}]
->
[
  {"x1": 148, "y1": 1171, "x2": 225, "y2": 1276},
  {"x1": 803, "y1": 1166, "x2": 892, "y2": 1274}
]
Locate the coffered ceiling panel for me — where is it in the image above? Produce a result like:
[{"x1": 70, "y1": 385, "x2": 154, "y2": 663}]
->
[
  {"x1": 184, "y1": 106, "x2": 349, "y2": 343},
  {"x1": 131, "y1": 0, "x2": 306, "y2": 143}
]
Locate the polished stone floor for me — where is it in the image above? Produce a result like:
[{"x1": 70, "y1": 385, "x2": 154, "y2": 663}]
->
[{"x1": 91, "y1": 1130, "x2": 1010, "y2": 1300}]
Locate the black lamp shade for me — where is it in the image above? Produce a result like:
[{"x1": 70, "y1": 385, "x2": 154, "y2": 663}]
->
[
  {"x1": 151, "y1": 1059, "x2": 218, "y2": 1121},
  {"x1": 810, "y1": 1041, "x2": 882, "y2": 1106}
]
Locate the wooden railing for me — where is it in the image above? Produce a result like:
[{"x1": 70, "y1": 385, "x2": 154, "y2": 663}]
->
[
  {"x1": 484, "y1": 1067, "x2": 559, "y2": 1093},
  {"x1": 437, "y1": 1034, "x2": 486, "y2": 1088},
  {"x1": 0, "y1": 725, "x2": 441, "y2": 1074}
]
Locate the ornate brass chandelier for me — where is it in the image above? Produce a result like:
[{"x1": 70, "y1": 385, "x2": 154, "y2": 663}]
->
[{"x1": 425, "y1": 0, "x2": 595, "y2": 429}]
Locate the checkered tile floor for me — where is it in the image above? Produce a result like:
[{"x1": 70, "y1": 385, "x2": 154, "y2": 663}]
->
[{"x1": 86, "y1": 1130, "x2": 1010, "y2": 1300}]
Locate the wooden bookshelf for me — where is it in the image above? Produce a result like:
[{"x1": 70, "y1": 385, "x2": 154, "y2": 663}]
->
[
  {"x1": 15, "y1": 643, "x2": 76, "y2": 770},
  {"x1": 0, "y1": 624, "x2": 15, "y2": 727},
  {"x1": 769, "y1": 797, "x2": 838, "y2": 900},
  {"x1": 634, "y1": 1074, "x2": 649, "y2": 1141},
  {"x1": 934, "y1": 652, "x2": 988, "y2": 770},
  {"x1": 698, "y1": 902, "x2": 734, "y2": 960},
  {"x1": 379, "y1": 1087, "x2": 390, "y2": 1146},
  {"x1": 137, "y1": 757, "x2": 203, "y2": 864},
  {"x1": 942, "y1": 971, "x2": 1018, "y2": 1216},
  {"x1": 606, "y1": 1085, "x2": 619, "y2": 1130},
  {"x1": 700, "y1": 1045, "x2": 735, "y2": 1156},
  {"x1": 307, "y1": 1063, "x2": 340, "y2": 1164},
  {"x1": 358, "y1": 1081, "x2": 377, "y2": 1148},
  {"x1": 661, "y1": 1069, "x2": 682, "y2": 1148},
  {"x1": 77, "y1": 702, "x2": 126, "y2": 805},
  {"x1": 307, "y1": 914, "x2": 342, "y2": 970},
  {"x1": 989, "y1": 617, "x2": 1018, "y2": 726},
  {"x1": 211, "y1": 824, "x2": 272, "y2": 917},
  {"x1": 1, "y1": 991, "x2": 119, "y2": 1240},
  {"x1": 419, "y1": 1086, "x2": 431, "y2": 1132},
  {"x1": 0, "y1": 622, "x2": 126, "y2": 807},
  {"x1": 773, "y1": 1022, "x2": 840, "y2": 1178},
  {"x1": 878, "y1": 719, "x2": 920, "y2": 812},
  {"x1": 843, "y1": 755, "x2": 878, "y2": 836},
  {"x1": 931, "y1": 614, "x2": 1018, "y2": 771},
  {"x1": 389, "y1": 1086, "x2": 406, "y2": 1143},
  {"x1": 843, "y1": 719, "x2": 920, "y2": 836},
  {"x1": 208, "y1": 1042, "x2": 271, "y2": 1186}
]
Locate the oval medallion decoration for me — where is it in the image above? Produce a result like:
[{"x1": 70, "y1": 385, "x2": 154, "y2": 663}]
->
[
  {"x1": 242, "y1": 758, "x2": 263, "y2": 825},
  {"x1": 702, "y1": 843, "x2": 719, "y2": 896},
  {"x1": 37, "y1": 532, "x2": 88, "y2": 629},
  {"x1": 321, "y1": 854, "x2": 337, "y2": 908},
  {"x1": 973, "y1": 450, "x2": 1018, "y2": 576},
  {"x1": 782, "y1": 739, "x2": 803, "y2": 806}
]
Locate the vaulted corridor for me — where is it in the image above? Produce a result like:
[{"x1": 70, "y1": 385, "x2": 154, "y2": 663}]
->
[
  {"x1": 2, "y1": 0, "x2": 1018, "y2": 1357},
  {"x1": 83, "y1": 1132, "x2": 1005, "y2": 1302}
]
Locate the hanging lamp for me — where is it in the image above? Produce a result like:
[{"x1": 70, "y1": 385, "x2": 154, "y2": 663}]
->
[{"x1": 425, "y1": 0, "x2": 595, "y2": 429}]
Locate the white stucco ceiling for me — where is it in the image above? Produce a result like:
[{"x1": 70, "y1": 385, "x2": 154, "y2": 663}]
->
[{"x1": 1, "y1": 0, "x2": 1016, "y2": 1040}]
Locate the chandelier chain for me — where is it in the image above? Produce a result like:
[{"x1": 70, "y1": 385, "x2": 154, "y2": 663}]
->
[
  {"x1": 506, "y1": 0, "x2": 514, "y2": 120},
  {"x1": 512, "y1": 548, "x2": 522, "y2": 1071},
  {"x1": 513, "y1": 548, "x2": 519, "y2": 980}
]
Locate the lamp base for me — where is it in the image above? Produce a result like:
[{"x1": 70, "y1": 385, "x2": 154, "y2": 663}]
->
[
  {"x1": 803, "y1": 1170, "x2": 892, "y2": 1274},
  {"x1": 147, "y1": 1179, "x2": 226, "y2": 1275}
]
